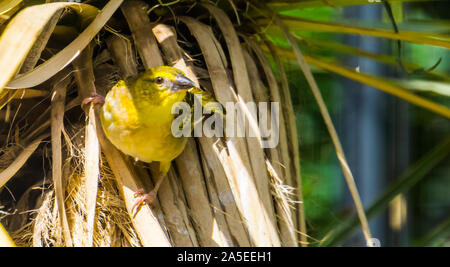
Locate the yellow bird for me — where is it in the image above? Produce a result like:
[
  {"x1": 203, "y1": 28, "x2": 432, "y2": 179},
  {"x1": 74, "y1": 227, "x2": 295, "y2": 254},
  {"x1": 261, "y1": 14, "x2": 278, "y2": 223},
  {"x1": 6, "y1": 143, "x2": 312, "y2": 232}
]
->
[{"x1": 84, "y1": 66, "x2": 221, "y2": 212}]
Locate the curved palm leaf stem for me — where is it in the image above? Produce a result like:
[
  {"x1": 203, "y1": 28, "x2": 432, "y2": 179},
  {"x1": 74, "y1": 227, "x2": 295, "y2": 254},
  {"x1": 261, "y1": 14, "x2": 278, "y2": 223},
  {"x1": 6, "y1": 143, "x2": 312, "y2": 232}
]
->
[
  {"x1": 4, "y1": 0, "x2": 124, "y2": 90},
  {"x1": 274, "y1": 15, "x2": 374, "y2": 247},
  {"x1": 259, "y1": 34, "x2": 307, "y2": 246}
]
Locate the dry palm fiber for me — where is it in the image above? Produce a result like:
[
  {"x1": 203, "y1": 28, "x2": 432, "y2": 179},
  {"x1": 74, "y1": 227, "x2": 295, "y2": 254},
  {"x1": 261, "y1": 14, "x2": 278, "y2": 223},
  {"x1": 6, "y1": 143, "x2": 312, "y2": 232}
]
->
[
  {"x1": 244, "y1": 37, "x2": 298, "y2": 246},
  {"x1": 153, "y1": 23, "x2": 234, "y2": 247},
  {"x1": 259, "y1": 36, "x2": 307, "y2": 245},
  {"x1": 242, "y1": 48, "x2": 299, "y2": 246},
  {"x1": 180, "y1": 16, "x2": 281, "y2": 246},
  {"x1": 202, "y1": 4, "x2": 278, "y2": 235},
  {"x1": 151, "y1": 24, "x2": 250, "y2": 246},
  {"x1": 10, "y1": 121, "x2": 141, "y2": 247}
]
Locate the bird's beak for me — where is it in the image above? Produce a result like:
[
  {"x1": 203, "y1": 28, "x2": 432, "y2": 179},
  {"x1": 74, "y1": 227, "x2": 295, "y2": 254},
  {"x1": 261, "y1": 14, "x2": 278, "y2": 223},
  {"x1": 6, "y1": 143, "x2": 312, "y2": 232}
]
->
[{"x1": 172, "y1": 74, "x2": 195, "y2": 92}]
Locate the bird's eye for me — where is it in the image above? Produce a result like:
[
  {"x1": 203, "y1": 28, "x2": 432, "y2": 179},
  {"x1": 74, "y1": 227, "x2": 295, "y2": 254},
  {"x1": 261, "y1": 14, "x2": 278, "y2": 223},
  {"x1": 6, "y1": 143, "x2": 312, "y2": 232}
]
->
[{"x1": 155, "y1": 77, "x2": 164, "y2": 85}]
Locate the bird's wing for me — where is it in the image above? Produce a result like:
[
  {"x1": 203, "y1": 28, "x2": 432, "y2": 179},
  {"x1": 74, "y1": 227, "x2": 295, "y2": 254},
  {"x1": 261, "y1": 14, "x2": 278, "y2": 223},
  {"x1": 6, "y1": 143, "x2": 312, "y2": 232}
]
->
[
  {"x1": 172, "y1": 100, "x2": 193, "y2": 131},
  {"x1": 187, "y1": 87, "x2": 225, "y2": 116},
  {"x1": 102, "y1": 81, "x2": 140, "y2": 130}
]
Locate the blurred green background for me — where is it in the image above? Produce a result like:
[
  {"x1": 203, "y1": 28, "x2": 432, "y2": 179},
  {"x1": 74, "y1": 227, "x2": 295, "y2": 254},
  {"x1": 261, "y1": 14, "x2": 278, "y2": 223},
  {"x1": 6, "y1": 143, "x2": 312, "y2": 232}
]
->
[{"x1": 274, "y1": 1, "x2": 449, "y2": 246}]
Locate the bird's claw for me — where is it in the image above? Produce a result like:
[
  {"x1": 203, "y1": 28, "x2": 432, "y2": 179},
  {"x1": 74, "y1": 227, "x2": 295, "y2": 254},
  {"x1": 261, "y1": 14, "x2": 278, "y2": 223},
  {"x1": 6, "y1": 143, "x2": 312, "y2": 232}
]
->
[
  {"x1": 134, "y1": 188, "x2": 146, "y2": 198},
  {"x1": 131, "y1": 189, "x2": 156, "y2": 217},
  {"x1": 82, "y1": 93, "x2": 105, "y2": 107}
]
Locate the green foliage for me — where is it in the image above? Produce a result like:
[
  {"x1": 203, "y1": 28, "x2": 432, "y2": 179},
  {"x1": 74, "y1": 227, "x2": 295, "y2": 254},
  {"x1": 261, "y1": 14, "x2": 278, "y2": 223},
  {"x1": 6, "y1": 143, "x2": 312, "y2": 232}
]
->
[{"x1": 267, "y1": 1, "x2": 450, "y2": 246}]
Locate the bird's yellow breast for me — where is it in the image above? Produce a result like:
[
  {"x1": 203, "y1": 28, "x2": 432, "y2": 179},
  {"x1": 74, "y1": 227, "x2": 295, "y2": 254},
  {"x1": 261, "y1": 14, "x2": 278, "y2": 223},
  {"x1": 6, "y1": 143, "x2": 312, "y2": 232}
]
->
[{"x1": 100, "y1": 81, "x2": 188, "y2": 163}]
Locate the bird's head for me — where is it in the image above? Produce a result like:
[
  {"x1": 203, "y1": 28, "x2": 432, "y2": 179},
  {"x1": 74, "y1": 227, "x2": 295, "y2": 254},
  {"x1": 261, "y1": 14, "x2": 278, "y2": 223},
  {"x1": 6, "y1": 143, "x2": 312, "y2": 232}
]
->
[{"x1": 132, "y1": 66, "x2": 195, "y2": 106}]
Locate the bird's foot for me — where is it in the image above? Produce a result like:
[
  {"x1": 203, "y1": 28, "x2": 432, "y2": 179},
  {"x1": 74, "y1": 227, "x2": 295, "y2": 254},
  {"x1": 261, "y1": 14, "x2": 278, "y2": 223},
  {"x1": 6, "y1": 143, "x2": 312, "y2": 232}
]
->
[
  {"x1": 132, "y1": 188, "x2": 157, "y2": 217},
  {"x1": 82, "y1": 92, "x2": 105, "y2": 107}
]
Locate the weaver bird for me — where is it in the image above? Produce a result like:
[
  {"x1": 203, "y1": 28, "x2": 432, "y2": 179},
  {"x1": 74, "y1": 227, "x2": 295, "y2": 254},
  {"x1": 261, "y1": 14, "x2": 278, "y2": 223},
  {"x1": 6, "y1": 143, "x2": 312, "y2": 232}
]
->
[{"x1": 83, "y1": 66, "x2": 222, "y2": 213}]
